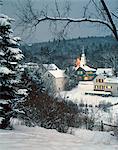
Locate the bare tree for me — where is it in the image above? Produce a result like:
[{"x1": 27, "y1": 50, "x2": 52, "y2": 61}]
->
[{"x1": 17, "y1": 0, "x2": 118, "y2": 41}]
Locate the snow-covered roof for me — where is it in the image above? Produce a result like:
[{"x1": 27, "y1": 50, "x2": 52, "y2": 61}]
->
[
  {"x1": 96, "y1": 68, "x2": 113, "y2": 76},
  {"x1": 49, "y1": 70, "x2": 66, "y2": 78},
  {"x1": 0, "y1": 66, "x2": 14, "y2": 74},
  {"x1": 104, "y1": 77, "x2": 118, "y2": 84},
  {"x1": 80, "y1": 64, "x2": 96, "y2": 72},
  {"x1": 43, "y1": 64, "x2": 60, "y2": 70}
]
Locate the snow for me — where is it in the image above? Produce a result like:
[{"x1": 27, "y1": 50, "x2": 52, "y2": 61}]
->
[
  {"x1": 13, "y1": 54, "x2": 24, "y2": 60},
  {"x1": 96, "y1": 68, "x2": 113, "y2": 76},
  {"x1": 0, "y1": 18, "x2": 11, "y2": 26},
  {"x1": 0, "y1": 66, "x2": 13, "y2": 74},
  {"x1": 43, "y1": 64, "x2": 60, "y2": 70},
  {"x1": 0, "y1": 125, "x2": 117, "y2": 150},
  {"x1": 80, "y1": 64, "x2": 96, "y2": 72},
  {"x1": 17, "y1": 89, "x2": 28, "y2": 96},
  {"x1": 8, "y1": 47, "x2": 22, "y2": 54},
  {"x1": 104, "y1": 77, "x2": 118, "y2": 84},
  {"x1": 0, "y1": 51, "x2": 4, "y2": 56},
  {"x1": 61, "y1": 81, "x2": 118, "y2": 106},
  {"x1": 0, "y1": 117, "x2": 4, "y2": 124},
  {"x1": 49, "y1": 70, "x2": 67, "y2": 78},
  {"x1": 0, "y1": 100, "x2": 9, "y2": 104},
  {"x1": 0, "y1": 107, "x2": 3, "y2": 110},
  {"x1": 8, "y1": 39, "x2": 19, "y2": 45},
  {"x1": 9, "y1": 62, "x2": 17, "y2": 65},
  {"x1": 13, "y1": 37, "x2": 21, "y2": 41}
]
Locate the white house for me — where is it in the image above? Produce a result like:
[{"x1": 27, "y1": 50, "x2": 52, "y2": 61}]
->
[
  {"x1": 39, "y1": 64, "x2": 68, "y2": 94},
  {"x1": 104, "y1": 77, "x2": 118, "y2": 96},
  {"x1": 94, "y1": 68, "x2": 118, "y2": 96}
]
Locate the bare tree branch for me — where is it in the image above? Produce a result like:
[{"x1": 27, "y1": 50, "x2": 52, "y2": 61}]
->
[{"x1": 17, "y1": 0, "x2": 118, "y2": 41}]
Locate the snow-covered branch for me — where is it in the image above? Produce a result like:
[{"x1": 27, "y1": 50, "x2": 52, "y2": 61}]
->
[{"x1": 35, "y1": 16, "x2": 113, "y2": 32}]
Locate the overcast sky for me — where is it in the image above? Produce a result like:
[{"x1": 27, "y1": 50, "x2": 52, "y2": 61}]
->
[{"x1": 1, "y1": 0, "x2": 118, "y2": 43}]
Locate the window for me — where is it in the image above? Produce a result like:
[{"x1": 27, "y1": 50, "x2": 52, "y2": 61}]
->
[
  {"x1": 95, "y1": 85, "x2": 98, "y2": 89},
  {"x1": 107, "y1": 85, "x2": 112, "y2": 89},
  {"x1": 100, "y1": 85, "x2": 104, "y2": 90},
  {"x1": 99, "y1": 79, "x2": 103, "y2": 83}
]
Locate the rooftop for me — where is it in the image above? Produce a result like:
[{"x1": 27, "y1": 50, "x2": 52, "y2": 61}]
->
[
  {"x1": 96, "y1": 68, "x2": 113, "y2": 76},
  {"x1": 104, "y1": 77, "x2": 118, "y2": 84},
  {"x1": 43, "y1": 64, "x2": 59, "y2": 70},
  {"x1": 49, "y1": 70, "x2": 67, "y2": 78},
  {"x1": 80, "y1": 64, "x2": 96, "y2": 72}
]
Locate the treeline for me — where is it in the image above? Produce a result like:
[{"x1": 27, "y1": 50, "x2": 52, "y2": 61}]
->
[{"x1": 21, "y1": 36, "x2": 118, "y2": 69}]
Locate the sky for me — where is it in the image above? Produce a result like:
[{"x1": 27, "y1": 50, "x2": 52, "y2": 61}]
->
[{"x1": 1, "y1": 0, "x2": 118, "y2": 43}]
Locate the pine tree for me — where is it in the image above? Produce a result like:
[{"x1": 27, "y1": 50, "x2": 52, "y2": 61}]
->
[{"x1": 0, "y1": 14, "x2": 24, "y2": 129}]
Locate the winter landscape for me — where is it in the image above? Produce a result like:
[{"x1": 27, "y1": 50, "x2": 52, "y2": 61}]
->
[{"x1": 0, "y1": 0, "x2": 118, "y2": 150}]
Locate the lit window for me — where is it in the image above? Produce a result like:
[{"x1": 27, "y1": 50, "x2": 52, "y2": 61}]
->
[
  {"x1": 107, "y1": 86, "x2": 112, "y2": 89},
  {"x1": 100, "y1": 85, "x2": 103, "y2": 89},
  {"x1": 95, "y1": 85, "x2": 98, "y2": 89}
]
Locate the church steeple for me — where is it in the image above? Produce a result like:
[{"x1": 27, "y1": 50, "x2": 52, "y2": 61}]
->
[{"x1": 80, "y1": 46, "x2": 86, "y2": 66}]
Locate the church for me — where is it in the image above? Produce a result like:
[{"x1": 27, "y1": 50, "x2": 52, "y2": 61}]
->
[{"x1": 75, "y1": 48, "x2": 96, "y2": 81}]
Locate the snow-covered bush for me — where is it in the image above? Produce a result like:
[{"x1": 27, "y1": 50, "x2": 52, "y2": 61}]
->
[
  {"x1": 0, "y1": 14, "x2": 25, "y2": 129},
  {"x1": 18, "y1": 75, "x2": 79, "y2": 133}
]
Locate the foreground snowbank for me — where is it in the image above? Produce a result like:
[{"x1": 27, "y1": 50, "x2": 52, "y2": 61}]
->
[{"x1": 0, "y1": 125, "x2": 117, "y2": 150}]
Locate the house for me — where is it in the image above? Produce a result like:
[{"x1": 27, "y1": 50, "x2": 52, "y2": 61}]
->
[
  {"x1": 93, "y1": 68, "x2": 118, "y2": 96},
  {"x1": 94, "y1": 68, "x2": 113, "y2": 91},
  {"x1": 94, "y1": 76, "x2": 118, "y2": 97},
  {"x1": 37, "y1": 64, "x2": 60, "y2": 77},
  {"x1": 75, "y1": 48, "x2": 96, "y2": 81},
  {"x1": 43, "y1": 69, "x2": 68, "y2": 94},
  {"x1": 40, "y1": 64, "x2": 68, "y2": 94}
]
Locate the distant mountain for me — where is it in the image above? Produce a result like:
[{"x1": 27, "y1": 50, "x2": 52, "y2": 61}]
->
[{"x1": 21, "y1": 36, "x2": 118, "y2": 69}]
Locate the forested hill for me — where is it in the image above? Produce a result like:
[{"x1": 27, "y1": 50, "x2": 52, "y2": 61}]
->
[{"x1": 21, "y1": 36, "x2": 118, "y2": 69}]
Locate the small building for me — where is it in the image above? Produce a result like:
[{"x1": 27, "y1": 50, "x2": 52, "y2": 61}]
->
[
  {"x1": 40, "y1": 64, "x2": 68, "y2": 94},
  {"x1": 43, "y1": 69, "x2": 68, "y2": 94},
  {"x1": 94, "y1": 74, "x2": 107, "y2": 91},
  {"x1": 94, "y1": 68, "x2": 113, "y2": 91},
  {"x1": 38, "y1": 64, "x2": 60, "y2": 77},
  {"x1": 75, "y1": 48, "x2": 96, "y2": 81},
  {"x1": 94, "y1": 68, "x2": 118, "y2": 96}
]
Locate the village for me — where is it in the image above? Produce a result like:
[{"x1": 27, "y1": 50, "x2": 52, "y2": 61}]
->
[
  {"x1": 19, "y1": 47, "x2": 118, "y2": 98},
  {"x1": 0, "y1": 0, "x2": 118, "y2": 150}
]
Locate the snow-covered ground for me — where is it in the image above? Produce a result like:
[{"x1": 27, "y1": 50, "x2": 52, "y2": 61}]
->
[
  {"x1": 60, "y1": 81, "x2": 118, "y2": 124},
  {"x1": 0, "y1": 125, "x2": 117, "y2": 150},
  {"x1": 61, "y1": 81, "x2": 118, "y2": 106}
]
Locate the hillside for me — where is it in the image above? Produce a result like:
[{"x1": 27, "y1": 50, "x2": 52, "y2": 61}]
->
[{"x1": 21, "y1": 36, "x2": 118, "y2": 69}]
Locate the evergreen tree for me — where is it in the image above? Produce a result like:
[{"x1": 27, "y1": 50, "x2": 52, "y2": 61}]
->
[{"x1": 0, "y1": 14, "x2": 25, "y2": 129}]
